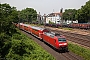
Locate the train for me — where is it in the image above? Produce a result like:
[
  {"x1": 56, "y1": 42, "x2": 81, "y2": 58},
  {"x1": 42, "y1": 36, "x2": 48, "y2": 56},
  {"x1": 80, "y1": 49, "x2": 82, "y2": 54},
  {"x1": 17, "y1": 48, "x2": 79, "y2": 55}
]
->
[
  {"x1": 15, "y1": 23, "x2": 68, "y2": 51},
  {"x1": 45, "y1": 23, "x2": 90, "y2": 29}
]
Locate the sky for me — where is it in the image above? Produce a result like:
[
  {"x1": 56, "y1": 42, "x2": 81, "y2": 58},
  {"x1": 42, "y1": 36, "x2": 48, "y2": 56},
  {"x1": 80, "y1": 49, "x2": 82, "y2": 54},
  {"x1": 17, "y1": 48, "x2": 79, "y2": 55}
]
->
[{"x1": 0, "y1": 0, "x2": 89, "y2": 15}]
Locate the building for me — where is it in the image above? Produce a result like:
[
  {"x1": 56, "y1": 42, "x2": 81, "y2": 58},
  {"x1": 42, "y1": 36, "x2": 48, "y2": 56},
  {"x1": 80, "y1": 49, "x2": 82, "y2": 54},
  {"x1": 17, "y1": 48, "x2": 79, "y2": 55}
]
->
[
  {"x1": 45, "y1": 12, "x2": 78, "y2": 24},
  {"x1": 37, "y1": 10, "x2": 78, "y2": 25},
  {"x1": 46, "y1": 12, "x2": 62, "y2": 24}
]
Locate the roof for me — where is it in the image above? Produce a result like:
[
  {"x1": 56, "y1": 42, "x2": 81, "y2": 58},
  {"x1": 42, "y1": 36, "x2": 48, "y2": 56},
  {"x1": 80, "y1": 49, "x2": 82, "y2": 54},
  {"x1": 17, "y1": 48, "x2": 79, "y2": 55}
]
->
[
  {"x1": 56, "y1": 35, "x2": 65, "y2": 38},
  {"x1": 47, "y1": 12, "x2": 62, "y2": 17},
  {"x1": 31, "y1": 26, "x2": 45, "y2": 31},
  {"x1": 44, "y1": 32, "x2": 54, "y2": 38},
  {"x1": 23, "y1": 24, "x2": 30, "y2": 27},
  {"x1": 44, "y1": 32, "x2": 61, "y2": 38},
  {"x1": 20, "y1": 23, "x2": 47, "y2": 31}
]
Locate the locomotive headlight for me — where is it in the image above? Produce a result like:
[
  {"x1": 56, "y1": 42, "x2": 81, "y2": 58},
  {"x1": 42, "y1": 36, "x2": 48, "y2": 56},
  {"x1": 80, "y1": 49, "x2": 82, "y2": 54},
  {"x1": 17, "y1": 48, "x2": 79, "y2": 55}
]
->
[
  {"x1": 63, "y1": 43, "x2": 67, "y2": 45},
  {"x1": 59, "y1": 44, "x2": 63, "y2": 45},
  {"x1": 59, "y1": 43, "x2": 67, "y2": 46}
]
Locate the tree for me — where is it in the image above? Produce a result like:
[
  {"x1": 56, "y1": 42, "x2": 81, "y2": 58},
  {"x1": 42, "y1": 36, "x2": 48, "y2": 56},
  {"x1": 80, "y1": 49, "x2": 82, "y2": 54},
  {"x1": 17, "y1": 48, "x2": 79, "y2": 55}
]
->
[
  {"x1": 75, "y1": 0, "x2": 90, "y2": 23},
  {"x1": 20, "y1": 8, "x2": 37, "y2": 23},
  {"x1": 63, "y1": 9, "x2": 77, "y2": 21},
  {"x1": 0, "y1": 3, "x2": 37, "y2": 58},
  {"x1": 0, "y1": 3, "x2": 18, "y2": 33},
  {"x1": 0, "y1": 3, "x2": 18, "y2": 57}
]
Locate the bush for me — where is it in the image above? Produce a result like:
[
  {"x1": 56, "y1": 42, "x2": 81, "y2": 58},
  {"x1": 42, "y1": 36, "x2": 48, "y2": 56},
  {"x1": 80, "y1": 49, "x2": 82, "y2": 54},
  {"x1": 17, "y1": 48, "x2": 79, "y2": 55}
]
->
[
  {"x1": 0, "y1": 33, "x2": 11, "y2": 57},
  {"x1": 5, "y1": 30, "x2": 55, "y2": 60}
]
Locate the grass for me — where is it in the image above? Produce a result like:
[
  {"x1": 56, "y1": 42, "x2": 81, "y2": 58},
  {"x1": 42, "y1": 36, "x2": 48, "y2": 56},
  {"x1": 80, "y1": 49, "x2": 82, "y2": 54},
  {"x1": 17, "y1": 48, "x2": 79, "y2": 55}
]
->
[
  {"x1": 68, "y1": 42, "x2": 90, "y2": 60},
  {"x1": 62, "y1": 27, "x2": 73, "y2": 30},
  {"x1": 5, "y1": 29, "x2": 55, "y2": 60}
]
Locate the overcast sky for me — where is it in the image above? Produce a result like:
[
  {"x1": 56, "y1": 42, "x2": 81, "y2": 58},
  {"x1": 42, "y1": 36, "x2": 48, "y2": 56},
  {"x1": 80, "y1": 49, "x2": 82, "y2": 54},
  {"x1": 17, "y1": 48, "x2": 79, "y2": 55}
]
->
[{"x1": 1, "y1": 0, "x2": 89, "y2": 15}]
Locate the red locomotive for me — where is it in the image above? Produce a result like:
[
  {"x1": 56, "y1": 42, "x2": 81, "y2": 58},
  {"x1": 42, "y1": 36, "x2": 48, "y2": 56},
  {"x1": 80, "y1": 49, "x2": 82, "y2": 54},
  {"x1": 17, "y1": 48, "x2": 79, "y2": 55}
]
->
[
  {"x1": 16, "y1": 23, "x2": 68, "y2": 51},
  {"x1": 43, "y1": 32, "x2": 68, "y2": 51}
]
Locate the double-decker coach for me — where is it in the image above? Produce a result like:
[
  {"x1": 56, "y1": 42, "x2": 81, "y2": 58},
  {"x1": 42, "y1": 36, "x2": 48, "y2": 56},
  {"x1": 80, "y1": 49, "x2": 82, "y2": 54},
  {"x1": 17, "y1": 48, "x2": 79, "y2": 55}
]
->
[{"x1": 31, "y1": 26, "x2": 49, "y2": 39}]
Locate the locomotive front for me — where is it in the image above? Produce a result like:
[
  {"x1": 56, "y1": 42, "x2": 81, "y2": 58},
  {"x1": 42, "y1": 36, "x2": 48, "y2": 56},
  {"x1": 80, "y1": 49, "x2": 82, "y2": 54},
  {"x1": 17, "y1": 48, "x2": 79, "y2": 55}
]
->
[{"x1": 55, "y1": 35, "x2": 68, "y2": 51}]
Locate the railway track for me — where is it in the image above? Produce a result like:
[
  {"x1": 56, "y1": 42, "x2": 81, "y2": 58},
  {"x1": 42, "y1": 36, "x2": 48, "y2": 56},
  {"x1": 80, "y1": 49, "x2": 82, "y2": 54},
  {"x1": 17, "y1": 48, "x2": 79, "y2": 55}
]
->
[
  {"x1": 65, "y1": 35, "x2": 90, "y2": 48},
  {"x1": 20, "y1": 30, "x2": 83, "y2": 60},
  {"x1": 61, "y1": 52, "x2": 82, "y2": 60},
  {"x1": 62, "y1": 32, "x2": 90, "y2": 41},
  {"x1": 46, "y1": 27, "x2": 90, "y2": 48}
]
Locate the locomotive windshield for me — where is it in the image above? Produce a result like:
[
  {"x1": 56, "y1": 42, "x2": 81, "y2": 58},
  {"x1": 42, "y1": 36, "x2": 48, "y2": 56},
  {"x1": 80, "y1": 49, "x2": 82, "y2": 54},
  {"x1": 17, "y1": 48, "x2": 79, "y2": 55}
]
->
[{"x1": 58, "y1": 38, "x2": 66, "y2": 42}]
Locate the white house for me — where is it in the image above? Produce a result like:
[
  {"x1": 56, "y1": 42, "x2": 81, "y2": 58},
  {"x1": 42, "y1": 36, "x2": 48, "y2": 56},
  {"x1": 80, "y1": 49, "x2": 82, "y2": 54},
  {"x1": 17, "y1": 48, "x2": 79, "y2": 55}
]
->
[
  {"x1": 46, "y1": 12, "x2": 62, "y2": 24},
  {"x1": 43, "y1": 12, "x2": 78, "y2": 24}
]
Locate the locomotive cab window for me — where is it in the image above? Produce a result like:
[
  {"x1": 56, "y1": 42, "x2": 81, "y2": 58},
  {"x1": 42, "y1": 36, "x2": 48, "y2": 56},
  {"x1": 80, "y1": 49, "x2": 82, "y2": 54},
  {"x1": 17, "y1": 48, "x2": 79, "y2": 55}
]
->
[{"x1": 58, "y1": 38, "x2": 66, "y2": 42}]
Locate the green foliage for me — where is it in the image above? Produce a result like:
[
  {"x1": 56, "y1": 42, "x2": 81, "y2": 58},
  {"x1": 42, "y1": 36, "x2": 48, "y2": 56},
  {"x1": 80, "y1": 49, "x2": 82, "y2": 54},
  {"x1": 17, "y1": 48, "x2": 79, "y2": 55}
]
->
[
  {"x1": 0, "y1": 3, "x2": 54, "y2": 60},
  {"x1": 63, "y1": 9, "x2": 77, "y2": 21},
  {"x1": 63, "y1": 0, "x2": 90, "y2": 23},
  {"x1": 63, "y1": 28, "x2": 73, "y2": 30},
  {"x1": 0, "y1": 32, "x2": 11, "y2": 57},
  {"x1": 68, "y1": 42, "x2": 90, "y2": 60},
  {"x1": 0, "y1": 3, "x2": 18, "y2": 34},
  {"x1": 75, "y1": 0, "x2": 90, "y2": 23},
  {"x1": 49, "y1": 20, "x2": 54, "y2": 24},
  {"x1": 4, "y1": 29, "x2": 55, "y2": 60},
  {"x1": 19, "y1": 8, "x2": 37, "y2": 23},
  {"x1": 0, "y1": 3, "x2": 21, "y2": 58}
]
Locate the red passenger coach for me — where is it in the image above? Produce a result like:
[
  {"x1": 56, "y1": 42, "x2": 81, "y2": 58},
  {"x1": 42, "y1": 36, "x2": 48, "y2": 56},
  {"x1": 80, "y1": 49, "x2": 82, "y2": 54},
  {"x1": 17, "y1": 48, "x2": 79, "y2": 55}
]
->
[
  {"x1": 31, "y1": 26, "x2": 49, "y2": 39},
  {"x1": 19, "y1": 23, "x2": 31, "y2": 32},
  {"x1": 43, "y1": 32, "x2": 68, "y2": 51},
  {"x1": 23, "y1": 24, "x2": 30, "y2": 31}
]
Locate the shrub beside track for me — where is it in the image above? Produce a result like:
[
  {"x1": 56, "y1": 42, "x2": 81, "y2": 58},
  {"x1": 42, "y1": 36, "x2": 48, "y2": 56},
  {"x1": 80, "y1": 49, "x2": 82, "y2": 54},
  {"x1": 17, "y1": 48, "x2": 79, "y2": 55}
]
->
[{"x1": 5, "y1": 29, "x2": 55, "y2": 60}]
